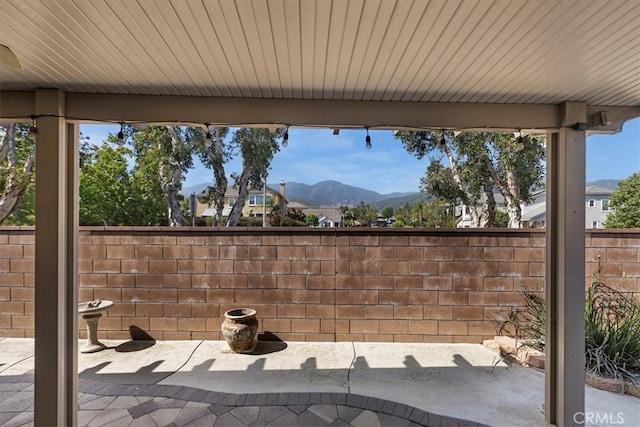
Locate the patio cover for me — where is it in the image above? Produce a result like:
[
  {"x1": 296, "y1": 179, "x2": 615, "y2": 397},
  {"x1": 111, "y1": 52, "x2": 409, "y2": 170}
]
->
[{"x1": 0, "y1": 1, "x2": 638, "y2": 426}]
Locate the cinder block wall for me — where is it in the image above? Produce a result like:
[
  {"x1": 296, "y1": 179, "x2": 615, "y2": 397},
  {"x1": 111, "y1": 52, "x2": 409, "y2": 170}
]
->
[{"x1": 1, "y1": 227, "x2": 638, "y2": 342}]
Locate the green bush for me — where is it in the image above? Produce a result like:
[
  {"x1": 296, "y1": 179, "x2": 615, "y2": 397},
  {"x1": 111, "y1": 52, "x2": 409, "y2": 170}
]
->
[
  {"x1": 494, "y1": 288, "x2": 545, "y2": 351},
  {"x1": 239, "y1": 217, "x2": 264, "y2": 227},
  {"x1": 497, "y1": 267, "x2": 640, "y2": 383},
  {"x1": 585, "y1": 272, "x2": 640, "y2": 382},
  {"x1": 279, "y1": 216, "x2": 306, "y2": 227}
]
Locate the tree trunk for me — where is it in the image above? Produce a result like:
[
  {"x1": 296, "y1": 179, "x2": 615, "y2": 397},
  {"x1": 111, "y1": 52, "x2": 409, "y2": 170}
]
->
[
  {"x1": 226, "y1": 168, "x2": 251, "y2": 226},
  {"x1": 442, "y1": 144, "x2": 481, "y2": 227},
  {"x1": 479, "y1": 186, "x2": 496, "y2": 227},
  {"x1": 485, "y1": 158, "x2": 522, "y2": 228},
  {"x1": 0, "y1": 125, "x2": 35, "y2": 224},
  {"x1": 207, "y1": 128, "x2": 227, "y2": 226},
  {"x1": 504, "y1": 168, "x2": 522, "y2": 228},
  {"x1": 479, "y1": 172, "x2": 496, "y2": 227},
  {"x1": 159, "y1": 127, "x2": 185, "y2": 227}
]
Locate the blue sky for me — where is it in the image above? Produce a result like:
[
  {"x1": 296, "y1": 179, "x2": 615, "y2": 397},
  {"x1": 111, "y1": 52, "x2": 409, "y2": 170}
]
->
[{"x1": 81, "y1": 117, "x2": 639, "y2": 194}]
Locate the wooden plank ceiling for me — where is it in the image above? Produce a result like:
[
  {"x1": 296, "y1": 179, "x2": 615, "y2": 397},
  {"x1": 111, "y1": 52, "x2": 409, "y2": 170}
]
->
[{"x1": 0, "y1": 0, "x2": 638, "y2": 106}]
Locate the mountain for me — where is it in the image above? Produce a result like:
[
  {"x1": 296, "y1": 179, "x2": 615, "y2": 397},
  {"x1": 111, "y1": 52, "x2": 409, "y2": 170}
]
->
[
  {"x1": 370, "y1": 193, "x2": 430, "y2": 210},
  {"x1": 282, "y1": 180, "x2": 417, "y2": 207},
  {"x1": 183, "y1": 178, "x2": 622, "y2": 211},
  {"x1": 182, "y1": 179, "x2": 421, "y2": 208}
]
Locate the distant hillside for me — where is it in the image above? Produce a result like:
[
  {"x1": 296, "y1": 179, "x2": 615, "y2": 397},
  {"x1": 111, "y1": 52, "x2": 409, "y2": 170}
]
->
[
  {"x1": 184, "y1": 178, "x2": 620, "y2": 211},
  {"x1": 182, "y1": 179, "x2": 420, "y2": 209},
  {"x1": 283, "y1": 180, "x2": 418, "y2": 207},
  {"x1": 370, "y1": 193, "x2": 430, "y2": 210}
]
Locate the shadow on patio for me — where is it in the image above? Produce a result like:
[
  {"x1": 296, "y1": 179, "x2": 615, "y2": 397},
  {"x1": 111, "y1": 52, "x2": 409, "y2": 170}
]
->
[{"x1": 2, "y1": 338, "x2": 639, "y2": 426}]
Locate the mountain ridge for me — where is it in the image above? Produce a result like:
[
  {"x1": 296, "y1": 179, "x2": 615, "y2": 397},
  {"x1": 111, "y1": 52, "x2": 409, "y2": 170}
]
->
[
  {"x1": 182, "y1": 178, "x2": 620, "y2": 210},
  {"x1": 181, "y1": 180, "x2": 421, "y2": 208}
]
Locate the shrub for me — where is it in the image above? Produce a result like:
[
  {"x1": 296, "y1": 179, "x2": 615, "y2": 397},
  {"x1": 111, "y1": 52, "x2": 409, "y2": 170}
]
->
[
  {"x1": 279, "y1": 216, "x2": 306, "y2": 227},
  {"x1": 494, "y1": 288, "x2": 545, "y2": 351},
  {"x1": 497, "y1": 266, "x2": 640, "y2": 383},
  {"x1": 585, "y1": 271, "x2": 640, "y2": 382}
]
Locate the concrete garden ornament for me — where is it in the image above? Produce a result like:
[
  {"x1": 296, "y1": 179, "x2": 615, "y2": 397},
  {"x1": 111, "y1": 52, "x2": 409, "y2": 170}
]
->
[{"x1": 78, "y1": 299, "x2": 113, "y2": 353}]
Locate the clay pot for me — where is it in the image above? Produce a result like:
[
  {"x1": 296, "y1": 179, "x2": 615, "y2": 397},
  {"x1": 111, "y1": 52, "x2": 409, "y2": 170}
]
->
[{"x1": 221, "y1": 308, "x2": 258, "y2": 353}]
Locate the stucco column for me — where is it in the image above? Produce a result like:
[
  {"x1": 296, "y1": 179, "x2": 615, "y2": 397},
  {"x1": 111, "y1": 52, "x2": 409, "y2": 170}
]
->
[
  {"x1": 34, "y1": 89, "x2": 78, "y2": 426},
  {"x1": 545, "y1": 102, "x2": 586, "y2": 426}
]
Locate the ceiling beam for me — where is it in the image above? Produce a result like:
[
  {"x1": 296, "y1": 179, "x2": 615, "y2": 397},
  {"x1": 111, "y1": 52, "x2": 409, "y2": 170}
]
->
[
  {"x1": 0, "y1": 91, "x2": 35, "y2": 123},
  {"x1": 67, "y1": 94, "x2": 562, "y2": 131},
  {"x1": 2, "y1": 90, "x2": 638, "y2": 132}
]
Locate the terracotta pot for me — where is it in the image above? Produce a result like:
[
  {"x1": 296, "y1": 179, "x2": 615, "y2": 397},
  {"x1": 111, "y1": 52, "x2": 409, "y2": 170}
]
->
[{"x1": 221, "y1": 308, "x2": 258, "y2": 353}]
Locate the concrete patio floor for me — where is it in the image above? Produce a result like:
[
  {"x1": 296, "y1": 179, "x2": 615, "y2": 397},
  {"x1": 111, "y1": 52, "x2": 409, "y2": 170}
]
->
[{"x1": 0, "y1": 337, "x2": 637, "y2": 426}]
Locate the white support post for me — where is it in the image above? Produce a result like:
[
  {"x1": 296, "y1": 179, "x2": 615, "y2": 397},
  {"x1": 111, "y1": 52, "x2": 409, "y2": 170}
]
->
[
  {"x1": 545, "y1": 102, "x2": 586, "y2": 426},
  {"x1": 34, "y1": 89, "x2": 78, "y2": 426}
]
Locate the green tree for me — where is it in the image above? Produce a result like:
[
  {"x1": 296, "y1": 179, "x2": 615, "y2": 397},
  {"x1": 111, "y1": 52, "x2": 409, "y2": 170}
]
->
[
  {"x1": 3, "y1": 184, "x2": 34, "y2": 225},
  {"x1": 604, "y1": 173, "x2": 640, "y2": 228},
  {"x1": 287, "y1": 208, "x2": 306, "y2": 223},
  {"x1": 397, "y1": 131, "x2": 545, "y2": 228},
  {"x1": 392, "y1": 204, "x2": 411, "y2": 227},
  {"x1": 411, "y1": 200, "x2": 455, "y2": 227},
  {"x1": 0, "y1": 124, "x2": 36, "y2": 224},
  {"x1": 353, "y1": 201, "x2": 378, "y2": 226},
  {"x1": 79, "y1": 144, "x2": 133, "y2": 225},
  {"x1": 79, "y1": 132, "x2": 94, "y2": 168},
  {"x1": 268, "y1": 203, "x2": 283, "y2": 226},
  {"x1": 226, "y1": 128, "x2": 282, "y2": 226},
  {"x1": 305, "y1": 214, "x2": 319, "y2": 226},
  {"x1": 129, "y1": 145, "x2": 169, "y2": 226},
  {"x1": 338, "y1": 205, "x2": 353, "y2": 227},
  {"x1": 131, "y1": 126, "x2": 196, "y2": 226},
  {"x1": 400, "y1": 131, "x2": 490, "y2": 227},
  {"x1": 390, "y1": 201, "x2": 454, "y2": 228},
  {"x1": 483, "y1": 132, "x2": 545, "y2": 227},
  {"x1": 411, "y1": 201, "x2": 427, "y2": 227},
  {"x1": 493, "y1": 210, "x2": 510, "y2": 228},
  {"x1": 194, "y1": 126, "x2": 231, "y2": 225},
  {"x1": 381, "y1": 206, "x2": 394, "y2": 219}
]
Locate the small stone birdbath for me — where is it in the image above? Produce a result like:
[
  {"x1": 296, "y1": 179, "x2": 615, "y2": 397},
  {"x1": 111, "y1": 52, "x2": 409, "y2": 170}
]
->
[{"x1": 78, "y1": 299, "x2": 113, "y2": 353}]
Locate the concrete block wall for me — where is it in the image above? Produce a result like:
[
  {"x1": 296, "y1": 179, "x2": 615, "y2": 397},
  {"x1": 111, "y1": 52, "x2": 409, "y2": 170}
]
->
[{"x1": 1, "y1": 227, "x2": 638, "y2": 343}]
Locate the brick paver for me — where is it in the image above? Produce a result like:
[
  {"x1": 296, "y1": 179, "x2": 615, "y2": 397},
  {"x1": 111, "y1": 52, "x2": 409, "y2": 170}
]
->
[{"x1": 0, "y1": 373, "x2": 488, "y2": 426}]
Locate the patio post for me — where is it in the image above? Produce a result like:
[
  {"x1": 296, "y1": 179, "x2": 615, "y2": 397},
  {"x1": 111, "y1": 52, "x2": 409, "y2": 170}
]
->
[
  {"x1": 34, "y1": 89, "x2": 78, "y2": 426},
  {"x1": 545, "y1": 101, "x2": 586, "y2": 426},
  {"x1": 65, "y1": 121, "x2": 80, "y2": 425}
]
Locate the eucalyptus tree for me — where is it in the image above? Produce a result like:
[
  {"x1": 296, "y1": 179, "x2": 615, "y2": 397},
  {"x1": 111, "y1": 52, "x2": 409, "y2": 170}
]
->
[
  {"x1": 226, "y1": 128, "x2": 283, "y2": 226},
  {"x1": 0, "y1": 124, "x2": 36, "y2": 224},
  {"x1": 397, "y1": 131, "x2": 545, "y2": 228},
  {"x1": 131, "y1": 126, "x2": 196, "y2": 226},
  {"x1": 480, "y1": 132, "x2": 545, "y2": 227},
  {"x1": 400, "y1": 131, "x2": 489, "y2": 227},
  {"x1": 193, "y1": 126, "x2": 231, "y2": 225}
]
